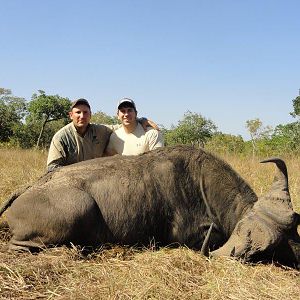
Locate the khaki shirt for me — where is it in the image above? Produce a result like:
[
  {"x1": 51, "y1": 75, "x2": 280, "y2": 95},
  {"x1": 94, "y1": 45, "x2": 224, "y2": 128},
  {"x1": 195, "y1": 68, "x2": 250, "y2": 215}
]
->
[
  {"x1": 106, "y1": 123, "x2": 164, "y2": 156},
  {"x1": 47, "y1": 122, "x2": 113, "y2": 171}
]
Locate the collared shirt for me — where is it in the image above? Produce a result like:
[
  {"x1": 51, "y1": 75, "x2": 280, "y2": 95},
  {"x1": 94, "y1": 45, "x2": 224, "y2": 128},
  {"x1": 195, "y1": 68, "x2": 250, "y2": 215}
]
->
[
  {"x1": 47, "y1": 122, "x2": 113, "y2": 171},
  {"x1": 106, "y1": 123, "x2": 164, "y2": 155}
]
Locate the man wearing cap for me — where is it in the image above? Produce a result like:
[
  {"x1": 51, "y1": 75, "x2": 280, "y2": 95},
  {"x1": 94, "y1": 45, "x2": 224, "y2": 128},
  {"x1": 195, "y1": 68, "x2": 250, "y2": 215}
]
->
[
  {"x1": 47, "y1": 98, "x2": 158, "y2": 171},
  {"x1": 47, "y1": 99, "x2": 113, "y2": 171},
  {"x1": 105, "y1": 98, "x2": 164, "y2": 156}
]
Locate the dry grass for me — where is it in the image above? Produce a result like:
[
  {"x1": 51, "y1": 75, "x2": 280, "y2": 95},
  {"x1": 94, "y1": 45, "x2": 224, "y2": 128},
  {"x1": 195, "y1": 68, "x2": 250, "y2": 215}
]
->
[
  {"x1": 0, "y1": 148, "x2": 299, "y2": 299},
  {"x1": 220, "y1": 154, "x2": 300, "y2": 213},
  {"x1": 0, "y1": 148, "x2": 47, "y2": 202},
  {"x1": 0, "y1": 246, "x2": 299, "y2": 300}
]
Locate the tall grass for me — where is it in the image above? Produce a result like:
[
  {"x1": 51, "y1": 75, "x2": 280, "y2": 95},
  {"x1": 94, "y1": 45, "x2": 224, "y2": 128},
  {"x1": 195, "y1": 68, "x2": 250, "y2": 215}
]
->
[
  {"x1": 218, "y1": 153, "x2": 300, "y2": 212},
  {"x1": 0, "y1": 148, "x2": 47, "y2": 203},
  {"x1": 0, "y1": 148, "x2": 299, "y2": 299}
]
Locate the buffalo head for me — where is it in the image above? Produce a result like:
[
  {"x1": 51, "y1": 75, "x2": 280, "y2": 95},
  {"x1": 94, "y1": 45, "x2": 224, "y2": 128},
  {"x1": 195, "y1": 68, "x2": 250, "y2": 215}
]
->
[{"x1": 208, "y1": 158, "x2": 300, "y2": 268}]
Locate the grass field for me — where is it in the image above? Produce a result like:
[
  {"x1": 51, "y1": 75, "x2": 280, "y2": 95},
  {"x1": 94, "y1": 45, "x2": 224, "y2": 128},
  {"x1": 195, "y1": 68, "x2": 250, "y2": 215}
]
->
[{"x1": 0, "y1": 148, "x2": 299, "y2": 299}]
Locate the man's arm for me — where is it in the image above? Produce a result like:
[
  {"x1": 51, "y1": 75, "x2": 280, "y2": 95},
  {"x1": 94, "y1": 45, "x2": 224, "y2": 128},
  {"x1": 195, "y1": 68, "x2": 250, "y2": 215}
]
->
[
  {"x1": 147, "y1": 129, "x2": 164, "y2": 150},
  {"x1": 104, "y1": 132, "x2": 119, "y2": 156},
  {"x1": 103, "y1": 118, "x2": 159, "y2": 132},
  {"x1": 46, "y1": 138, "x2": 67, "y2": 172},
  {"x1": 138, "y1": 118, "x2": 159, "y2": 131},
  {"x1": 103, "y1": 124, "x2": 121, "y2": 131},
  {"x1": 103, "y1": 148, "x2": 118, "y2": 157}
]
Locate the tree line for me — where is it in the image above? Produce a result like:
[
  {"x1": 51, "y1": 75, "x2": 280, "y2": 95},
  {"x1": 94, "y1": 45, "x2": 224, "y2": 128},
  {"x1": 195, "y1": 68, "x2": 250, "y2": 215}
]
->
[{"x1": 1, "y1": 87, "x2": 300, "y2": 157}]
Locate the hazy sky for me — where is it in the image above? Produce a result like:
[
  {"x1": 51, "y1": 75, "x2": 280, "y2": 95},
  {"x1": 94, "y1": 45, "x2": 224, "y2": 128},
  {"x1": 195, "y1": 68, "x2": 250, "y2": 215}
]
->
[{"x1": 1, "y1": 1, "x2": 299, "y2": 139}]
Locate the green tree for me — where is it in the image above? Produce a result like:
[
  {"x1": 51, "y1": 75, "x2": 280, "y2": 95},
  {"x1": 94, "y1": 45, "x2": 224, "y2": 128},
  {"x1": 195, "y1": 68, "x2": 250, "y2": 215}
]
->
[
  {"x1": 206, "y1": 132, "x2": 245, "y2": 155},
  {"x1": 164, "y1": 111, "x2": 217, "y2": 146},
  {"x1": 11, "y1": 119, "x2": 66, "y2": 149},
  {"x1": 0, "y1": 88, "x2": 27, "y2": 142},
  {"x1": 290, "y1": 95, "x2": 300, "y2": 118},
  {"x1": 91, "y1": 111, "x2": 118, "y2": 125},
  {"x1": 272, "y1": 122, "x2": 300, "y2": 153},
  {"x1": 246, "y1": 118, "x2": 273, "y2": 157},
  {"x1": 27, "y1": 90, "x2": 71, "y2": 148}
]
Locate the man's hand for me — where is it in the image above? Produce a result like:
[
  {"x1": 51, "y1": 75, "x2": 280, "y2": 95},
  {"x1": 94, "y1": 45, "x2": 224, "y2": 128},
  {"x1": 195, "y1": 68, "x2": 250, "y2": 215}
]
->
[{"x1": 139, "y1": 118, "x2": 160, "y2": 131}]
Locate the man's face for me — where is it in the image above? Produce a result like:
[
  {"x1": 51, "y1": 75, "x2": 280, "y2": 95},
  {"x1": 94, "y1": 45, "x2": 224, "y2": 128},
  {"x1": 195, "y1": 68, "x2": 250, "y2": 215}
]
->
[
  {"x1": 117, "y1": 106, "x2": 137, "y2": 126},
  {"x1": 69, "y1": 104, "x2": 91, "y2": 129}
]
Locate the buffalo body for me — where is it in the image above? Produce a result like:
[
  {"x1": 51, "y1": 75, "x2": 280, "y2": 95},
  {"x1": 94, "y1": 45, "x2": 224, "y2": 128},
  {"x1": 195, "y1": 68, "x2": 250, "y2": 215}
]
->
[{"x1": 3, "y1": 146, "x2": 300, "y2": 268}]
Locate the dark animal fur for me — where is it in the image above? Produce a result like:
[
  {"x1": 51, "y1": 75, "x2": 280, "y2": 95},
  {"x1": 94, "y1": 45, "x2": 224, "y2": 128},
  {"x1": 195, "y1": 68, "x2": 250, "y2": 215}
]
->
[{"x1": 3, "y1": 145, "x2": 300, "y2": 268}]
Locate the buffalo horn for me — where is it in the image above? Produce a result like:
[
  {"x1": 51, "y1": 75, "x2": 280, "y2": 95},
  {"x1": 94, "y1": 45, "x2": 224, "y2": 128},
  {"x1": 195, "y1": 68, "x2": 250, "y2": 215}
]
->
[
  {"x1": 260, "y1": 157, "x2": 289, "y2": 199},
  {"x1": 200, "y1": 223, "x2": 214, "y2": 257}
]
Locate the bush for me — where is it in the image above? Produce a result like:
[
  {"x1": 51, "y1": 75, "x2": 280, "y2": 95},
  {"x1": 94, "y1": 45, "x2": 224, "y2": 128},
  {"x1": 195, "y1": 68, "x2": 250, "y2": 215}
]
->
[{"x1": 205, "y1": 133, "x2": 245, "y2": 155}]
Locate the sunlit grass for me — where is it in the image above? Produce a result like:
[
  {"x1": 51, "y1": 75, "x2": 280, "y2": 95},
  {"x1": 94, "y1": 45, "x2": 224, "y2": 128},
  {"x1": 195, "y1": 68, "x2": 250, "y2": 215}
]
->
[
  {"x1": 0, "y1": 147, "x2": 299, "y2": 299},
  {"x1": 0, "y1": 246, "x2": 299, "y2": 299},
  {"x1": 220, "y1": 154, "x2": 300, "y2": 212},
  {"x1": 0, "y1": 148, "x2": 47, "y2": 204}
]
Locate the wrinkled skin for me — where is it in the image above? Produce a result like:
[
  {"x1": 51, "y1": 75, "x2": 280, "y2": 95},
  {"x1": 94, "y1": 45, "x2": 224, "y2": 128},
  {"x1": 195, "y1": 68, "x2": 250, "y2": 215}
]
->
[{"x1": 2, "y1": 145, "x2": 300, "y2": 269}]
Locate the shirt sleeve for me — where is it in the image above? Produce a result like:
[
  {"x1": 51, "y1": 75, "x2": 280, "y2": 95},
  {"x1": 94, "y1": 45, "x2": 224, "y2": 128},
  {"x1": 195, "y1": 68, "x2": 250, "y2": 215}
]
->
[
  {"x1": 146, "y1": 129, "x2": 164, "y2": 150},
  {"x1": 46, "y1": 136, "x2": 67, "y2": 171},
  {"x1": 105, "y1": 133, "x2": 118, "y2": 156},
  {"x1": 104, "y1": 124, "x2": 122, "y2": 132}
]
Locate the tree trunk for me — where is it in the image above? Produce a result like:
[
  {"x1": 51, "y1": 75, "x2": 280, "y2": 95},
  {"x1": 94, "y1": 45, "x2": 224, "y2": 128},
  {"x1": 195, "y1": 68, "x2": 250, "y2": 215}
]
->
[
  {"x1": 36, "y1": 117, "x2": 48, "y2": 148},
  {"x1": 250, "y1": 134, "x2": 256, "y2": 159}
]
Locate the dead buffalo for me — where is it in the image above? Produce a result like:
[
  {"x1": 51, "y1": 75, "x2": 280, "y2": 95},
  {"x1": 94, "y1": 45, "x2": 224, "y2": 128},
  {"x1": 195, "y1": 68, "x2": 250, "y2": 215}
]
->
[{"x1": 1, "y1": 145, "x2": 299, "y2": 268}]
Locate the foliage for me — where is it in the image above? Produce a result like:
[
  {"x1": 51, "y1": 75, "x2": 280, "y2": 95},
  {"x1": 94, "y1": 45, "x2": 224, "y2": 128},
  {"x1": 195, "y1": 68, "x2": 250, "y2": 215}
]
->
[
  {"x1": 11, "y1": 119, "x2": 67, "y2": 149},
  {"x1": 91, "y1": 111, "x2": 119, "y2": 125},
  {"x1": 290, "y1": 95, "x2": 300, "y2": 118},
  {"x1": 28, "y1": 90, "x2": 71, "y2": 123},
  {"x1": 0, "y1": 88, "x2": 27, "y2": 142},
  {"x1": 164, "y1": 111, "x2": 217, "y2": 146},
  {"x1": 27, "y1": 90, "x2": 71, "y2": 147},
  {"x1": 1, "y1": 86, "x2": 300, "y2": 156},
  {"x1": 271, "y1": 122, "x2": 300, "y2": 153},
  {"x1": 206, "y1": 133, "x2": 245, "y2": 155},
  {"x1": 245, "y1": 118, "x2": 273, "y2": 140},
  {"x1": 245, "y1": 118, "x2": 273, "y2": 157}
]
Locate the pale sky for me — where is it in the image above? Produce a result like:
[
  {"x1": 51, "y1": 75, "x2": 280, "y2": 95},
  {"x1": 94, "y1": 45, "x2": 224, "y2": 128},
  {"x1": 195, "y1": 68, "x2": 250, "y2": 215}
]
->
[{"x1": 1, "y1": 0, "x2": 299, "y2": 139}]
